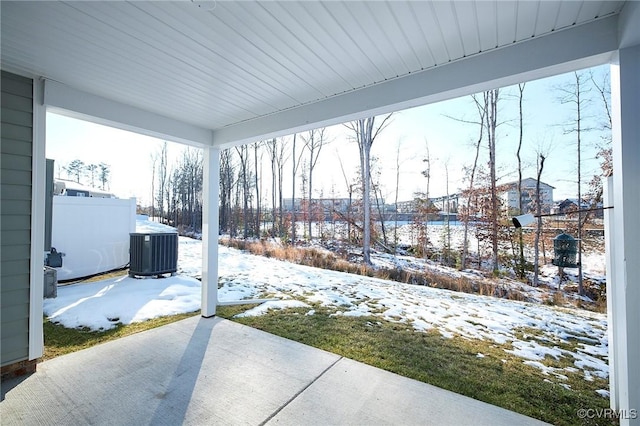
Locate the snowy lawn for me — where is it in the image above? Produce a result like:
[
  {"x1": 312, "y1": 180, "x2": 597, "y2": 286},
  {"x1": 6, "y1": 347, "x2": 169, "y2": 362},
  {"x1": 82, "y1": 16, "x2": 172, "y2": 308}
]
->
[{"x1": 45, "y1": 234, "x2": 609, "y2": 399}]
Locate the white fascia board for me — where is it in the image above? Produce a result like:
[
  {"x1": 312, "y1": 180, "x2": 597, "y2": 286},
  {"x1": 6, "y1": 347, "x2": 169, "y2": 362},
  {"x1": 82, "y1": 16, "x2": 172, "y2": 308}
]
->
[
  {"x1": 213, "y1": 15, "x2": 619, "y2": 147},
  {"x1": 44, "y1": 80, "x2": 213, "y2": 147},
  {"x1": 29, "y1": 78, "x2": 45, "y2": 361}
]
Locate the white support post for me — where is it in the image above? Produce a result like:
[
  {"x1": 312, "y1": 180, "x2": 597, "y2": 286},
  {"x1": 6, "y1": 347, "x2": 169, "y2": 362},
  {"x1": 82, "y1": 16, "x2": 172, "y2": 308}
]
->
[
  {"x1": 201, "y1": 146, "x2": 220, "y2": 317},
  {"x1": 28, "y1": 78, "x2": 46, "y2": 360},
  {"x1": 610, "y1": 45, "x2": 640, "y2": 425},
  {"x1": 604, "y1": 176, "x2": 618, "y2": 409}
]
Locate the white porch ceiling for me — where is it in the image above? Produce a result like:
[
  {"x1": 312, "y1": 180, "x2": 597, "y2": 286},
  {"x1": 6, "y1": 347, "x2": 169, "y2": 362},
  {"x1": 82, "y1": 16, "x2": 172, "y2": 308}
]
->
[{"x1": 0, "y1": 1, "x2": 628, "y2": 146}]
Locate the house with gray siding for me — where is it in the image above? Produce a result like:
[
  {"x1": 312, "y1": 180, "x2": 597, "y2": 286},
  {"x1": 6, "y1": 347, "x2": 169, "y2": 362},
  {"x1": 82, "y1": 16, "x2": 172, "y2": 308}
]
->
[{"x1": 1, "y1": 71, "x2": 42, "y2": 379}]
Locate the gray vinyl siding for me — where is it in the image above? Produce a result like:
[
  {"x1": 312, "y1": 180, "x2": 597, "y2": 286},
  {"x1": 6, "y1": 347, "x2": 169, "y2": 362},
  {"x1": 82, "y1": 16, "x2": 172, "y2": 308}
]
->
[{"x1": 1, "y1": 70, "x2": 33, "y2": 367}]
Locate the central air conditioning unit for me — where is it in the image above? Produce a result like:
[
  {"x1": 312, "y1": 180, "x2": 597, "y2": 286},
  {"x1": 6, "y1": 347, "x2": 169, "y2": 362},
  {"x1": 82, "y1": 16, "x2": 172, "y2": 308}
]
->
[{"x1": 129, "y1": 233, "x2": 178, "y2": 277}]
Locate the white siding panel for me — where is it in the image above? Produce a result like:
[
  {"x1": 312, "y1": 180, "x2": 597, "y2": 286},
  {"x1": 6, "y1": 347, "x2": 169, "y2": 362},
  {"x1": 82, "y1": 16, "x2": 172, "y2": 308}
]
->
[
  {"x1": 258, "y1": 2, "x2": 356, "y2": 94},
  {"x1": 476, "y1": 1, "x2": 498, "y2": 51},
  {"x1": 1, "y1": 6, "x2": 259, "y2": 118},
  {"x1": 216, "y1": 2, "x2": 328, "y2": 99},
  {"x1": 411, "y1": 2, "x2": 450, "y2": 65},
  {"x1": 388, "y1": 2, "x2": 434, "y2": 70},
  {"x1": 496, "y1": 2, "x2": 518, "y2": 46},
  {"x1": 555, "y1": 1, "x2": 584, "y2": 27},
  {"x1": 454, "y1": 2, "x2": 482, "y2": 56},
  {"x1": 515, "y1": 1, "x2": 540, "y2": 39},
  {"x1": 72, "y1": 2, "x2": 290, "y2": 111},
  {"x1": 430, "y1": 1, "x2": 465, "y2": 61},
  {"x1": 534, "y1": 2, "x2": 562, "y2": 35},
  {"x1": 326, "y1": 2, "x2": 398, "y2": 80}
]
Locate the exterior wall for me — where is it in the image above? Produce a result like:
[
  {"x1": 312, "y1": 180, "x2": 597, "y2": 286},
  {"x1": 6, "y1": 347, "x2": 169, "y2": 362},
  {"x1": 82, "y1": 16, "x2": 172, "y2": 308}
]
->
[
  {"x1": 1, "y1": 71, "x2": 33, "y2": 368},
  {"x1": 502, "y1": 178, "x2": 554, "y2": 214}
]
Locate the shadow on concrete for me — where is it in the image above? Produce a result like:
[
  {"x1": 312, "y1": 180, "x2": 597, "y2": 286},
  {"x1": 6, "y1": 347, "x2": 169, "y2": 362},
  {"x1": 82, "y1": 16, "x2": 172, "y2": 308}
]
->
[
  {"x1": 1, "y1": 372, "x2": 34, "y2": 401},
  {"x1": 150, "y1": 317, "x2": 216, "y2": 424}
]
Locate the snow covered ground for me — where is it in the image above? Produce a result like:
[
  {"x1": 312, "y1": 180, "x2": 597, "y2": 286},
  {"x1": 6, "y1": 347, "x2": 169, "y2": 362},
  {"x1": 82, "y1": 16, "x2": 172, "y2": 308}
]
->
[{"x1": 45, "y1": 225, "x2": 609, "y2": 396}]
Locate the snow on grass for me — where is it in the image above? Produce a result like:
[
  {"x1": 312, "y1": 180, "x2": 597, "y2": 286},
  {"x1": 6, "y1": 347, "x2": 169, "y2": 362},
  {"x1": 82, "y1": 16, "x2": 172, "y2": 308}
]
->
[
  {"x1": 45, "y1": 234, "x2": 609, "y2": 388},
  {"x1": 234, "y1": 300, "x2": 311, "y2": 318},
  {"x1": 44, "y1": 275, "x2": 201, "y2": 330}
]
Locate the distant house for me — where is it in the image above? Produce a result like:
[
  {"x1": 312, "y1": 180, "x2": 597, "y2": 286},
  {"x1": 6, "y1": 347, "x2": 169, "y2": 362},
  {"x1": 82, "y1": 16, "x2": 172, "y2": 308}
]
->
[
  {"x1": 552, "y1": 198, "x2": 603, "y2": 218},
  {"x1": 499, "y1": 178, "x2": 554, "y2": 214},
  {"x1": 54, "y1": 178, "x2": 115, "y2": 198},
  {"x1": 553, "y1": 198, "x2": 581, "y2": 214}
]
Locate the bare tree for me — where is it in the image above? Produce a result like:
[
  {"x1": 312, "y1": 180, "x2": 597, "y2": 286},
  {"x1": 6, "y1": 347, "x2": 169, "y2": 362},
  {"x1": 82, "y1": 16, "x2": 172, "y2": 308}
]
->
[
  {"x1": 393, "y1": 140, "x2": 403, "y2": 252},
  {"x1": 155, "y1": 142, "x2": 169, "y2": 221},
  {"x1": 275, "y1": 138, "x2": 288, "y2": 237},
  {"x1": 371, "y1": 161, "x2": 388, "y2": 249},
  {"x1": 588, "y1": 70, "x2": 613, "y2": 203},
  {"x1": 460, "y1": 97, "x2": 485, "y2": 269},
  {"x1": 533, "y1": 154, "x2": 546, "y2": 287},
  {"x1": 420, "y1": 140, "x2": 433, "y2": 257},
  {"x1": 219, "y1": 148, "x2": 235, "y2": 234},
  {"x1": 235, "y1": 145, "x2": 250, "y2": 239},
  {"x1": 483, "y1": 89, "x2": 500, "y2": 273},
  {"x1": 345, "y1": 114, "x2": 393, "y2": 265},
  {"x1": 301, "y1": 128, "x2": 328, "y2": 240},
  {"x1": 516, "y1": 83, "x2": 527, "y2": 278},
  {"x1": 558, "y1": 71, "x2": 593, "y2": 296},
  {"x1": 290, "y1": 134, "x2": 306, "y2": 243},
  {"x1": 441, "y1": 160, "x2": 452, "y2": 265},
  {"x1": 265, "y1": 137, "x2": 289, "y2": 237},
  {"x1": 253, "y1": 141, "x2": 262, "y2": 237},
  {"x1": 337, "y1": 153, "x2": 355, "y2": 243},
  {"x1": 150, "y1": 154, "x2": 156, "y2": 218}
]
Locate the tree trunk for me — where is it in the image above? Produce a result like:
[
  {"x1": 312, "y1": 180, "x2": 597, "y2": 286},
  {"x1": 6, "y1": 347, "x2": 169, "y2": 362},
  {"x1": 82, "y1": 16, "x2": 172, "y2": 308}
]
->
[
  {"x1": 516, "y1": 83, "x2": 526, "y2": 279},
  {"x1": 362, "y1": 128, "x2": 372, "y2": 264},
  {"x1": 534, "y1": 154, "x2": 545, "y2": 287},
  {"x1": 486, "y1": 89, "x2": 500, "y2": 273},
  {"x1": 291, "y1": 134, "x2": 297, "y2": 243},
  {"x1": 575, "y1": 73, "x2": 585, "y2": 296},
  {"x1": 461, "y1": 97, "x2": 486, "y2": 270}
]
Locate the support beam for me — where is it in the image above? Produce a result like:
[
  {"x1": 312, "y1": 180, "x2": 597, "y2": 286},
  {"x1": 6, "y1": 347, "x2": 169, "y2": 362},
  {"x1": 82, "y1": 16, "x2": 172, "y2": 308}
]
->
[
  {"x1": 604, "y1": 177, "x2": 618, "y2": 409},
  {"x1": 28, "y1": 78, "x2": 45, "y2": 360},
  {"x1": 212, "y1": 15, "x2": 618, "y2": 147},
  {"x1": 43, "y1": 79, "x2": 213, "y2": 147},
  {"x1": 201, "y1": 146, "x2": 220, "y2": 317},
  {"x1": 610, "y1": 45, "x2": 640, "y2": 426}
]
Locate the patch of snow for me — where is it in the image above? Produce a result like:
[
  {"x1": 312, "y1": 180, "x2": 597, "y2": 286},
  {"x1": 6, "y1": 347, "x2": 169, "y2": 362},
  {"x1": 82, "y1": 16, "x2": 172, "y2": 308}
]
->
[
  {"x1": 44, "y1": 275, "x2": 200, "y2": 330},
  {"x1": 505, "y1": 340, "x2": 567, "y2": 361},
  {"x1": 596, "y1": 389, "x2": 610, "y2": 398},
  {"x1": 135, "y1": 215, "x2": 177, "y2": 234},
  {"x1": 234, "y1": 300, "x2": 311, "y2": 318}
]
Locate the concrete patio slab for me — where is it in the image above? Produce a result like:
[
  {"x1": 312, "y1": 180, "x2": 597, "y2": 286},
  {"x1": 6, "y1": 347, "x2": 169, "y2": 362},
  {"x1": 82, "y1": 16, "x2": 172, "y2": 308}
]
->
[{"x1": 1, "y1": 316, "x2": 548, "y2": 425}]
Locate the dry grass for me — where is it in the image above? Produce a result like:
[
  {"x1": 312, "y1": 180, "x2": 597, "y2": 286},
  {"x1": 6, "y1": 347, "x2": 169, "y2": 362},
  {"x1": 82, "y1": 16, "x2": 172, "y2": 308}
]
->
[{"x1": 220, "y1": 238, "x2": 530, "y2": 302}]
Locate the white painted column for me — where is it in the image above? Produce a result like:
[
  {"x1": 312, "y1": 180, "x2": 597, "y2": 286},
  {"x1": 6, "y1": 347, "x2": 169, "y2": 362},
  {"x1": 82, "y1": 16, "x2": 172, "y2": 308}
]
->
[
  {"x1": 28, "y1": 78, "x2": 46, "y2": 360},
  {"x1": 604, "y1": 177, "x2": 618, "y2": 409},
  {"x1": 610, "y1": 45, "x2": 640, "y2": 425},
  {"x1": 201, "y1": 146, "x2": 220, "y2": 317}
]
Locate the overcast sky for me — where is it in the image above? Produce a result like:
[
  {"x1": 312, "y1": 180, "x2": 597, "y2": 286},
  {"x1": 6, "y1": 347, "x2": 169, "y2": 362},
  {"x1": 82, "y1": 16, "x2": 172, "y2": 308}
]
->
[{"x1": 46, "y1": 64, "x2": 610, "y2": 206}]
